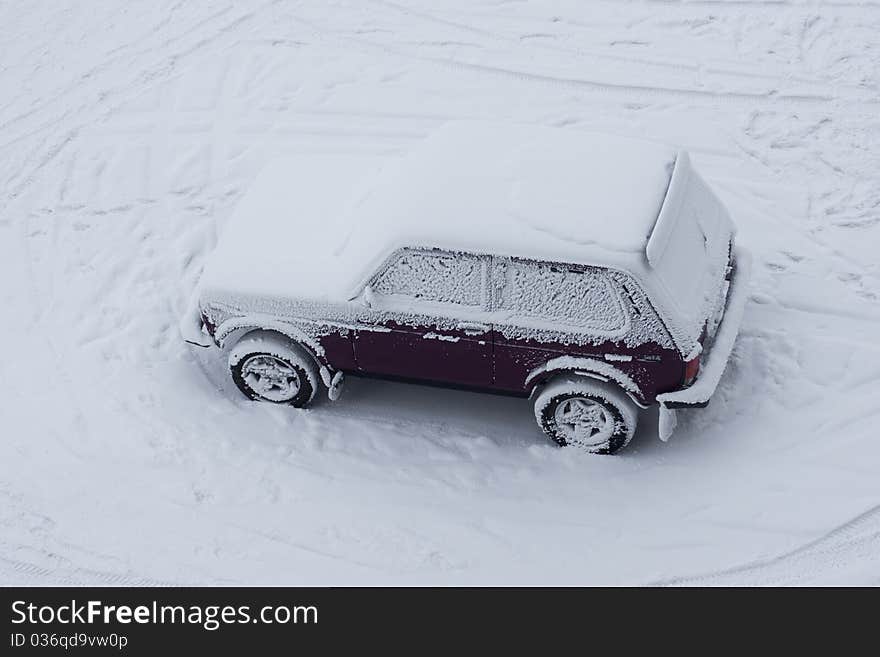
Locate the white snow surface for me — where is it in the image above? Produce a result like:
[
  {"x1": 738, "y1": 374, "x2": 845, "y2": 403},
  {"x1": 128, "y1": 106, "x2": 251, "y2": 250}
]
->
[{"x1": 2, "y1": 0, "x2": 880, "y2": 586}]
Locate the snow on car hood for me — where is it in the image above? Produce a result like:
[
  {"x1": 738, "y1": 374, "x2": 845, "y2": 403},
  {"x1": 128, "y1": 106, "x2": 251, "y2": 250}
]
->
[{"x1": 198, "y1": 152, "x2": 388, "y2": 303}]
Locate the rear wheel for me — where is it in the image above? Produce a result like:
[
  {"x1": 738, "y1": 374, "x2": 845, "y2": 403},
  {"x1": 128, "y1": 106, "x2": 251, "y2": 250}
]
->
[
  {"x1": 534, "y1": 376, "x2": 638, "y2": 454},
  {"x1": 228, "y1": 331, "x2": 318, "y2": 407}
]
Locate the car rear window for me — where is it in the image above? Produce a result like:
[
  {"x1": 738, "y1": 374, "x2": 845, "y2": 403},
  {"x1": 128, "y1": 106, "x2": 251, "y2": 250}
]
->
[{"x1": 497, "y1": 261, "x2": 627, "y2": 333}]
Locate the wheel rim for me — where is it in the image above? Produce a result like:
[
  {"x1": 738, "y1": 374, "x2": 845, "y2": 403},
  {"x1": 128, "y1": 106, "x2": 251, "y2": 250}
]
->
[
  {"x1": 553, "y1": 396, "x2": 615, "y2": 448},
  {"x1": 240, "y1": 355, "x2": 301, "y2": 402}
]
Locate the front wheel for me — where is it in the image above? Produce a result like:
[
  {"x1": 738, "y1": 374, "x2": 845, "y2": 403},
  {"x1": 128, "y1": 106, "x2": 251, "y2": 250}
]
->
[
  {"x1": 228, "y1": 331, "x2": 318, "y2": 407},
  {"x1": 534, "y1": 376, "x2": 638, "y2": 454}
]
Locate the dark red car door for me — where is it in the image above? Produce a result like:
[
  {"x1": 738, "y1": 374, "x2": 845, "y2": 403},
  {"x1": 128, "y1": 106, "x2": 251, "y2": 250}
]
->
[
  {"x1": 353, "y1": 249, "x2": 492, "y2": 388},
  {"x1": 489, "y1": 258, "x2": 631, "y2": 394}
]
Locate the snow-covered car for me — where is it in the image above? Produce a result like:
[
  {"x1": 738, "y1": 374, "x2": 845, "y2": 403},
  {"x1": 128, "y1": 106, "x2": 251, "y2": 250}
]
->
[{"x1": 180, "y1": 122, "x2": 750, "y2": 454}]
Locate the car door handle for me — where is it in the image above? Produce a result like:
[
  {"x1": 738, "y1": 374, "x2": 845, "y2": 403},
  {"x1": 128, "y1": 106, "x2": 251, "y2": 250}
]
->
[{"x1": 456, "y1": 321, "x2": 490, "y2": 335}]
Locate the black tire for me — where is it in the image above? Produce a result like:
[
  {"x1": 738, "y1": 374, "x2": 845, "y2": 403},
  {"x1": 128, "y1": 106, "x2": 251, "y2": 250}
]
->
[
  {"x1": 227, "y1": 332, "x2": 318, "y2": 408},
  {"x1": 534, "y1": 376, "x2": 638, "y2": 454}
]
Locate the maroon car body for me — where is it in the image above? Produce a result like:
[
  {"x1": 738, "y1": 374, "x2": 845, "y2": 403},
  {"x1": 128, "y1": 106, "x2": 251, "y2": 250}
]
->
[{"x1": 181, "y1": 122, "x2": 750, "y2": 452}]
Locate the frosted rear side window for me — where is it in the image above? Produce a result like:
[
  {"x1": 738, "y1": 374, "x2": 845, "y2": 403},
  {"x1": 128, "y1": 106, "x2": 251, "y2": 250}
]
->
[
  {"x1": 499, "y1": 262, "x2": 627, "y2": 332},
  {"x1": 373, "y1": 251, "x2": 483, "y2": 306}
]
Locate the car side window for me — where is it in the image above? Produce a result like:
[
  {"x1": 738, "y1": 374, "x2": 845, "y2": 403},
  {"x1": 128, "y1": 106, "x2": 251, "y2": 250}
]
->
[
  {"x1": 372, "y1": 249, "x2": 484, "y2": 307},
  {"x1": 496, "y1": 259, "x2": 628, "y2": 333}
]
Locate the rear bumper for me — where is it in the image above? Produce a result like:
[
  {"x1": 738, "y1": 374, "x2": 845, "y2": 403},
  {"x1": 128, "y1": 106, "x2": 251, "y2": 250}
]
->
[{"x1": 656, "y1": 247, "x2": 751, "y2": 438}]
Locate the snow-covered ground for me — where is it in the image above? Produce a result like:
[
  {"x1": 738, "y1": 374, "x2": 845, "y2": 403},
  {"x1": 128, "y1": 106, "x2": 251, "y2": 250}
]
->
[{"x1": 2, "y1": 0, "x2": 879, "y2": 586}]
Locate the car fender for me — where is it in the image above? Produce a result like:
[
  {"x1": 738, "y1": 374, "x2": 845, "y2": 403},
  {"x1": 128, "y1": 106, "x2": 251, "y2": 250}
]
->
[
  {"x1": 525, "y1": 356, "x2": 648, "y2": 408},
  {"x1": 213, "y1": 314, "x2": 329, "y2": 367}
]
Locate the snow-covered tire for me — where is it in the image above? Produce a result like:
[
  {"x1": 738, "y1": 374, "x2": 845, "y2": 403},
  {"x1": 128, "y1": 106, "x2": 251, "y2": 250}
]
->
[
  {"x1": 534, "y1": 376, "x2": 638, "y2": 454},
  {"x1": 228, "y1": 331, "x2": 319, "y2": 408}
]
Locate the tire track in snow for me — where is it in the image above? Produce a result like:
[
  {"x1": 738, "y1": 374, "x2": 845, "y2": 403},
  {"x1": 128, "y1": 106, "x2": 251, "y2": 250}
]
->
[
  {"x1": 0, "y1": 6, "x2": 293, "y2": 588},
  {"x1": 364, "y1": 0, "x2": 875, "y2": 104},
  {"x1": 639, "y1": 0, "x2": 880, "y2": 8},
  {"x1": 564, "y1": 0, "x2": 880, "y2": 9},
  {"x1": 1, "y1": 1, "x2": 281, "y2": 212},
  {"x1": 653, "y1": 503, "x2": 880, "y2": 585},
  {"x1": 0, "y1": 555, "x2": 183, "y2": 586},
  {"x1": 0, "y1": 3, "x2": 234, "y2": 136},
  {"x1": 292, "y1": 15, "x2": 872, "y2": 110},
  {"x1": 13, "y1": 1, "x2": 280, "y2": 322},
  {"x1": 414, "y1": 55, "x2": 838, "y2": 105},
  {"x1": 0, "y1": 6, "x2": 241, "y2": 146}
]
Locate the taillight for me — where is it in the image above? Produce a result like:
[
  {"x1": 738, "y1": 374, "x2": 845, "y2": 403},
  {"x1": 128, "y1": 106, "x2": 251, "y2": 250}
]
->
[{"x1": 684, "y1": 355, "x2": 700, "y2": 385}]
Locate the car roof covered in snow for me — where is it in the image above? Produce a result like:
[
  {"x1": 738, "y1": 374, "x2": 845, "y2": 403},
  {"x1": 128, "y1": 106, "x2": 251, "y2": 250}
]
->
[
  {"x1": 200, "y1": 121, "x2": 679, "y2": 303},
  {"x1": 345, "y1": 121, "x2": 677, "y2": 267}
]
